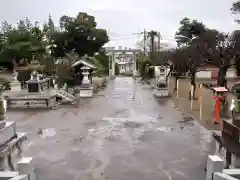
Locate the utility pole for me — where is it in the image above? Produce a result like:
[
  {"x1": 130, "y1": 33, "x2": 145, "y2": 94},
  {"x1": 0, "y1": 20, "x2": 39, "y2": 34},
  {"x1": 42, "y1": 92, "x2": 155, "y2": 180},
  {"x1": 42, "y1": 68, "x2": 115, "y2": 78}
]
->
[
  {"x1": 157, "y1": 32, "x2": 161, "y2": 52},
  {"x1": 141, "y1": 29, "x2": 147, "y2": 56},
  {"x1": 144, "y1": 29, "x2": 146, "y2": 56}
]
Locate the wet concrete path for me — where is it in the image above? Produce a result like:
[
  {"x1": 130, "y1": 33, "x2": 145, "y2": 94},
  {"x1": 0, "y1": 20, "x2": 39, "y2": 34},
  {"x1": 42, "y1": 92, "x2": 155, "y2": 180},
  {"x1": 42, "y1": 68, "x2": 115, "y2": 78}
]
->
[{"x1": 6, "y1": 77, "x2": 211, "y2": 180}]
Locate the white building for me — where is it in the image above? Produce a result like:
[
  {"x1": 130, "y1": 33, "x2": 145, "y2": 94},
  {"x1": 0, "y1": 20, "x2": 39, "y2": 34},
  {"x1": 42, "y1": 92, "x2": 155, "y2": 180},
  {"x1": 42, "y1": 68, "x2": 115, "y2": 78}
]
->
[{"x1": 116, "y1": 54, "x2": 134, "y2": 74}]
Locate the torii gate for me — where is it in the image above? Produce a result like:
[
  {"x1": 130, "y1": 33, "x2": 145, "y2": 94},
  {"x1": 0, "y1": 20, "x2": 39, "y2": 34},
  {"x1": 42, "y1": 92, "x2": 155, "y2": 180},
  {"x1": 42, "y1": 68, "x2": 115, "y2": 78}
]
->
[{"x1": 105, "y1": 47, "x2": 141, "y2": 79}]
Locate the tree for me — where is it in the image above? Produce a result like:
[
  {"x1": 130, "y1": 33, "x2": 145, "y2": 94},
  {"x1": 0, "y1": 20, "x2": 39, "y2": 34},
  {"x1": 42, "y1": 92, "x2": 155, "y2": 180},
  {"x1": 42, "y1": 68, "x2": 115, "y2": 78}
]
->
[
  {"x1": 0, "y1": 18, "x2": 46, "y2": 69},
  {"x1": 231, "y1": 1, "x2": 240, "y2": 23},
  {"x1": 147, "y1": 30, "x2": 158, "y2": 63},
  {"x1": 50, "y1": 12, "x2": 109, "y2": 58},
  {"x1": 170, "y1": 47, "x2": 190, "y2": 90},
  {"x1": 175, "y1": 17, "x2": 205, "y2": 47},
  {"x1": 174, "y1": 17, "x2": 206, "y2": 98}
]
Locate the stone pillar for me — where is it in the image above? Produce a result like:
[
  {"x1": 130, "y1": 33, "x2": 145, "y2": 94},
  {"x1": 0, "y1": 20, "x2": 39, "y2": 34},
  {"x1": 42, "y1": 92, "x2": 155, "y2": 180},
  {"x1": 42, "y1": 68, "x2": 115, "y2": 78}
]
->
[
  {"x1": 231, "y1": 153, "x2": 240, "y2": 168},
  {"x1": 206, "y1": 155, "x2": 225, "y2": 180},
  {"x1": 111, "y1": 53, "x2": 115, "y2": 78},
  {"x1": 0, "y1": 92, "x2": 6, "y2": 121},
  {"x1": 133, "y1": 56, "x2": 137, "y2": 77},
  {"x1": 108, "y1": 54, "x2": 112, "y2": 78}
]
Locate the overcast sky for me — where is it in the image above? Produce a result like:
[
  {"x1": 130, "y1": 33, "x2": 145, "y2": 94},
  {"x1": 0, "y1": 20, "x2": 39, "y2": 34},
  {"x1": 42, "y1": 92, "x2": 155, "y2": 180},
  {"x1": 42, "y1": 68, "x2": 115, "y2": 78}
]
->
[{"x1": 0, "y1": 0, "x2": 239, "y2": 48}]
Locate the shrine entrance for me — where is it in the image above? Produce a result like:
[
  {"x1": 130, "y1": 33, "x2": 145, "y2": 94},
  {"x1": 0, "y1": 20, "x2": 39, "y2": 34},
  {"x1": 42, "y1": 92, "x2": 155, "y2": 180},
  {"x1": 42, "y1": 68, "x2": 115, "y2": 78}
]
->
[{"x1": 105, "y1": 47, "x2": 140, "y2": 79}]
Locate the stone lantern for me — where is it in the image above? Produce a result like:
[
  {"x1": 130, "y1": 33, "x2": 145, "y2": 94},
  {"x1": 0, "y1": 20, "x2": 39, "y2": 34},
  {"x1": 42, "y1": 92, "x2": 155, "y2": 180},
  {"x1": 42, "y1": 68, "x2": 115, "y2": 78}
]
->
[
  {"x1": 79, "y1": 66, "x2": 93, "y2": 97},
  {"x1": 0, "y1": 85, "x2": 7, "y2": 121},
  {"x1": 81, "y1": 66, "x2": 91, "y2": 87}
]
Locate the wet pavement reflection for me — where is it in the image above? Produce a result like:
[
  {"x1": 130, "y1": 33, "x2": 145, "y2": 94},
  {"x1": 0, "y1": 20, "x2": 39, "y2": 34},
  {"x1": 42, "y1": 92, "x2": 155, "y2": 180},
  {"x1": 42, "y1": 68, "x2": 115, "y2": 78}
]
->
[{"x1": 6, "y1": 77, "x2": 212, "y2": 180}]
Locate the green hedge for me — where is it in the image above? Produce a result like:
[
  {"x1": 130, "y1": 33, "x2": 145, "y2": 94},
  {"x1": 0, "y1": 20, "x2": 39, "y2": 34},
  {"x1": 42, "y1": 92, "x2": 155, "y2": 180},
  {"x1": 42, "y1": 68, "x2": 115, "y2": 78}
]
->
[{"x1": 0, "y1": 77, "x2": 10, "y2": 90}]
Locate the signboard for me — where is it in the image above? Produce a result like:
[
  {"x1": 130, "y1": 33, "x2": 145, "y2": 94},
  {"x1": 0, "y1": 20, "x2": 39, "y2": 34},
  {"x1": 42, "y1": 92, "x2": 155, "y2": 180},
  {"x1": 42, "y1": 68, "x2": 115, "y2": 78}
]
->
[
  {"x1": 116, "y1": 55, "x2": 132, "y2": 64},
  {"x1": 222, "y1": 120, "x2": 240, "y2": 142}
]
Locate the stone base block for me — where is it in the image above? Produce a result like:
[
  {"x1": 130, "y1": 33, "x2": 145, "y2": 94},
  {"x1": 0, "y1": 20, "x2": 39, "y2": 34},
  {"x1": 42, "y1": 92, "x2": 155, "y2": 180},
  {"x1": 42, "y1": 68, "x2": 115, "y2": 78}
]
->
[
  {"x1": 0, "y1": 121, "x2": 16, "y2": 146},
  {"x1": 109, "y1": 75, "x2": 116, "y2": 80},
  {"x1": 223, "y1": 169, "x2": 240, "y2": 179},
  {"x1": 10, "y1": 82, "x2": 21, "y2": 92},
  {"x1": 10, "y1": 174, "x2": 28, "y2": 180},
  {"x1": 230, "y1": 153, "x2": 240, "y2": 168},
  {"x1": 154, "y1": 88, "x2": 169, "y2": 97},
  {"x1": 0, "y1": 133, "x2": 27, "y2": 171},
  {"x1": 79, "y1": 88, "x2": 93, "y2": 98},
  {"x1": 213, "y1": 172, "x2": 239, "y2": 180},
  {"x1": 0, "y1": 121, "x2": 6, "y2": 129},
  {"x1": 18, "y1": 157, "x2": 35, "y2": 180},
  {"x1": 0, "y1": 171, "x2": 19, "y2": 180},
  {"x1": 206, "y1": 155, "x2": 225, "y2": 180}
]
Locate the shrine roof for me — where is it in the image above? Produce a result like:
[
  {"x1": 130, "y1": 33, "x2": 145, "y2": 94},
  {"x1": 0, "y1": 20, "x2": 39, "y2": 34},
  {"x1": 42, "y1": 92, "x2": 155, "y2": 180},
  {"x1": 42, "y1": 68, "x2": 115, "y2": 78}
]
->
[
  {"x1": 71, "y1": 60, "x2": 97, "y2": 69},
  {"x1": 232, "y1": 82, "x2": 240, "y2": 90},
  {"x1": 212, "y1": 87, "x2": 228, "y2": 92}
]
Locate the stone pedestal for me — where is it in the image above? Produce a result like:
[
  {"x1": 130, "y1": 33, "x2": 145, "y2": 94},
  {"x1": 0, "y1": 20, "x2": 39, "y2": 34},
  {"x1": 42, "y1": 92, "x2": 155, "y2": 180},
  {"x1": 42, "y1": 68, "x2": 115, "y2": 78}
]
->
[
  {"x1": 18, "y1": 157, "x2": 35, "y2": 180},
  {"x1": 26, "y1": 78, "x2": 50, "y2": 93}
]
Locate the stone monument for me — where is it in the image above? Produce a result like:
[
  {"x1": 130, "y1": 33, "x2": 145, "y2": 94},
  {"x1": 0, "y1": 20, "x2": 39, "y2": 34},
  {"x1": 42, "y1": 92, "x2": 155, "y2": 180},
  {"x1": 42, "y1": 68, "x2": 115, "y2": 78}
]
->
[
  {"x1": 79, "y1": 66, "x2": 93, "y2": 97},
  {"x1": 10, "y1": 72, "x2": 21, "y2": 93},
  {"x1": 154, "y1": 65, "x2": 171, "y2": 97},
  {"x1": 26, "y1": 71, "x2": 50, "y2": 94},
  {"x1": 0, "y1": 99, "x2": 27, "y2": 173}
]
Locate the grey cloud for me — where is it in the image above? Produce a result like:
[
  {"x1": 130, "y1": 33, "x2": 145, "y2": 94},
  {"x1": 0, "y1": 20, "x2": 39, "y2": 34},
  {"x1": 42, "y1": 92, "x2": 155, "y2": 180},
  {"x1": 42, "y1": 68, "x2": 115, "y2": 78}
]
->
[{"x1": 0, "y1": 0, "x2": 238, "y2": 48}]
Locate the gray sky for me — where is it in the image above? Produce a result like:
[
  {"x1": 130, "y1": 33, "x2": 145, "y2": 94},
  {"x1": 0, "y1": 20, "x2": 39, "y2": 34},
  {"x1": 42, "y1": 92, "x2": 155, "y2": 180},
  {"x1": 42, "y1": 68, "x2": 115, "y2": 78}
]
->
[{"x1": 0, "y1": 0, "x2": 239, "y2": 48}]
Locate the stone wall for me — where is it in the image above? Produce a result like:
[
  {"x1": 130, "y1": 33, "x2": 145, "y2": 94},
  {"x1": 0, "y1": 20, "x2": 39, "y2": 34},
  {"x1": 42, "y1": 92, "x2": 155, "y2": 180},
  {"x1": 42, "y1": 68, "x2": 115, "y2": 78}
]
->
[
  {"x1": 196, "y1": 69, "x2": 238, "y2": 79},
  {"x1": 92, "y1": 77, "x2": 107, "y2": 92}
]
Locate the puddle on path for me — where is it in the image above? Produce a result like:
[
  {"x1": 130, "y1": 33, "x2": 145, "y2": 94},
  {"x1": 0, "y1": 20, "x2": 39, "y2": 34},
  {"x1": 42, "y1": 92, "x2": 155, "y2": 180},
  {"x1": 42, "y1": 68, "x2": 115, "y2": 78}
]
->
[
  {"x1": 38, "y1": 128, "x2": 56, "y2": 139},
  {"x1": 124, "y1": 121, "x2": 143, "y2": 128},
  {"x1": 156, "y1": 126, "x2": 174, "y2": 132}
]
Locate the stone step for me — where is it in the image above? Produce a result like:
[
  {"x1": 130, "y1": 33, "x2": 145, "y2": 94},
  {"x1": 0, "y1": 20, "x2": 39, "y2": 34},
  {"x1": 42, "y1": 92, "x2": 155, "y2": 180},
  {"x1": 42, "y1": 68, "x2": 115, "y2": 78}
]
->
[
  {"x1": 213, "y1": 172, "x2": 239, "y2": 180},
  {"x1": 0, "y1": 122, "x2": 16, "y2": 147},
  {"x1": 0, "y1": 171, "x2": 19, "y2": 180},
  {"x1": 9, "y1": 174, "x2": 28, "y2": 180},
  {"x1": 54, "y1": 89, "x2": 75, "y2": 102},
  {"x1": 0, "y1": 133, "x2": 27, "y2": 158},
  {"x1": 222, "y1": 169, "x2": 240, "y2": 179}
]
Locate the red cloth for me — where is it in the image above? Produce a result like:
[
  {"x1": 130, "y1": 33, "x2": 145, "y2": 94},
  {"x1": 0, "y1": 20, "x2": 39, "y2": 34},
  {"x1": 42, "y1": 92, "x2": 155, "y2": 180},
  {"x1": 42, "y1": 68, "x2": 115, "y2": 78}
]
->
[{"x1": 212, "y1": 96, "x2": 224, "y2": 126}]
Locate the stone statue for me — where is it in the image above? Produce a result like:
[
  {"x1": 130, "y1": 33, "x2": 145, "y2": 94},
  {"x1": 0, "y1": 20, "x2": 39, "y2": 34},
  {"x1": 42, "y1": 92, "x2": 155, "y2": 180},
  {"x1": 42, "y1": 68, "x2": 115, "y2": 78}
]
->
[
  {"x1": 0, "y1": 86, "x2": 7, "y2": 121},
  {"x1": 31, "y1": 70, "x2": 39, "y2": 80},
  {"x1": 12, "y1": 71, "x2": 18, "y2": 81}
]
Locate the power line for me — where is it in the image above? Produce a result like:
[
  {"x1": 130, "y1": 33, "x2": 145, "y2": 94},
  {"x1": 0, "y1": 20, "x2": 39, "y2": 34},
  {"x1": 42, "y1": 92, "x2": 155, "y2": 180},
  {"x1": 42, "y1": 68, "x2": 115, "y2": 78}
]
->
[
  {"x1": 108, "y1": 32, "x2": 141, "y2": 37},
  {"x1": 110, "y1": 37, "x2": 140, "y2": 41}
]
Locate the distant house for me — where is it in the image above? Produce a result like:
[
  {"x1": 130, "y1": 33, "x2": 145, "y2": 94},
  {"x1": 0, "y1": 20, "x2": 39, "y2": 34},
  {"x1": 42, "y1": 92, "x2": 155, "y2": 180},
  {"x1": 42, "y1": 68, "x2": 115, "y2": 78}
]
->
[{"x1": 196, "y1": 62, "x2": 237, "y2": 80}]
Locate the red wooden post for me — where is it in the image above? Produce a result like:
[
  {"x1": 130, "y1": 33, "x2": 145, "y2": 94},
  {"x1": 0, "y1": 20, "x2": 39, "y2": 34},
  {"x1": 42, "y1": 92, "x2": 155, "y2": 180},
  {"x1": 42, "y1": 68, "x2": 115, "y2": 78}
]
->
[{"x1": 212, "y1": 96, "x2": 224, "y2": 126}]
